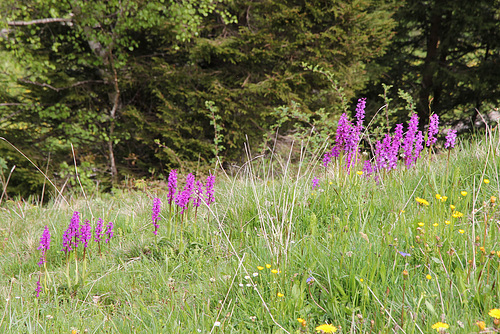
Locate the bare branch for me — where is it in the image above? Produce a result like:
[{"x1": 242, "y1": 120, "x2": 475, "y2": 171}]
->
[
  {"x1": 7, "y1": 18, "x2": 73, "y2": 26},
  {"x1": 0, "y1": 110, "x2": 23, "y2": 123},
  {"x1": 18, "y1": 78, "x2": 106, "y2": 92}
]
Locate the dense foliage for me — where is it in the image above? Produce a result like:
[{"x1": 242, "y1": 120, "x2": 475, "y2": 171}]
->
[{"x1": 0, "y1": 0, "x2": 498, "y2": 198}]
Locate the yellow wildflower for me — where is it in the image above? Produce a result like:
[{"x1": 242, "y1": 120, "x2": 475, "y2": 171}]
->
[
  {"x1": 297, "y1": 318, "x2": 305, "y2": 323},
  {"x1": 435, "y1": 194, "x2": 442, "y2": 200},
  {"x1": 445, "y1": 220, "x2": 451, "y2": 225},
  {"x1": 431, "y1": 322, "x2": 449, "y2": 331},
  {"x1": 315, "y1": 324, "x2": 337, "y2": 333},
  {"x1": 277, "y1": 292, "x2": 284, "y2": 297},
  {"x1": 489, "y1": 308, "x2": 500, "y2": 319},
  {"x1": 476, "y1": 321, "x2": 486, "y2": 330},
  {"x1": 459, "y1": 229, "x2": 465, "y2": 234},
  {"x1": 418, "y1": 222, "x2": 424, "y2": 227},
  {"x1": 426, "y1": 274, "x2": 432, "y2": 280},
  {"x1": 271, "y1": 269, "x2": 278, "y2": 274},
  {"x1": 461, "y1": 191, "x2": 467, "y2": 196},
  {"x1": 357, "y1": 171, "x2": 363, "y2": 176},
  {"x1": 440, "y1": 196, "x2": 448, "y2": 202},
  {"x1": 484, "y1": 179, "x2": 490, "y2": 184},
  {"x1": 433, "y1": 223, "x2": 438, "y2": 227},
  {"x1": 452, "y1": 211, "x2": 464, "y2": 218},
  {"x1": 257, "y1": 266, "x2": 264, "y2": 270},
  {"x1": 416, "y1": 197, "x2": 430, "y2": 206},
  {"x1": 491, "y1": 196, "x2": 497, "y2": 203},
  {"x1": 450, "y1": 204, "x2": 456, "y2": 210},
  {"x1": 266, "y1": 264, "x2": 271, "y2": 269}
]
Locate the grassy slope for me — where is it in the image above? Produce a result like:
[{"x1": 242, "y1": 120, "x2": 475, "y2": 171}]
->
[{"x1": 0, "y1": 127, "x2": 499, "y2": 334}]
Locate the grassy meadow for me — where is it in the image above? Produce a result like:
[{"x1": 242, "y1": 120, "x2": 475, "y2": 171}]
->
[{"x1": 1, "y1": 125, "x2": 500, "y2": 333}]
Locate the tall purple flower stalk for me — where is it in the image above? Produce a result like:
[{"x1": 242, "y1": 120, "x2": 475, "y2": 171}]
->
[
  {"x1": 444, "y1": 129, "x2": 457, "y2": 149},
  {"x1": 193, "y1": 181, "x2": 204, "y2": 208},
  {"x1": 37, "y1": 226, "x2": 51, "y2": 267},
  {"x1": 79, "y1": 220, "x2": 91, "y2": 249},
  {"x1": 387, "y1": 124, "x2": 403, "y2": 170},
  {"x1": 324, "y1": 99, "x2": 366, "y2": 170},
  {"x1": 355, "y1": 98, "x2": 366, "y2": 129},
  {"x1": 79, "y1": 219, "x2": 91, "y2": 260},
  {"x1": 362, "y1": 160, "x2": 374, "y2": 177},
  {"x1": 426, "y1": 114, "x2": 439, "y2": 147},
  {"x1": 167, "y1": 169, "x2": 178, "y2": 206},
  {"x1": 312, "y1": 177, "x2": 320, "y2": 190},
  {"x1": 205, "y1": 174, "x2": 216, "y2": 206},
  {"x1": 94, "y1": 218, "x2": 103, "y2": 243},
  {"x1": 335, "y1": 113, "x2": 351, "y2": 152},
  {"x1": 105, "y1": 222, "x2": 114, "y2": 243},
  {"x1": 152, "y1": 197, "x2": 161, "y2": 235},
  {"x1": 94, "y1": 218, "x2": 104, "y2": 255},
  {"x1": 375, "y1": 134, "x2": 392, "y2": 170},
  {"x1": 402, "y1": 113, "x2": 419, "y2": 167},
  {"x1": 35, "y1": 279, "x2": 41, "y2": 298},
  {"x1": 62, "y1": 211, "x2": 80, "y2": 254},
  {"x1": 176, "y1": 173, "x2": 195, "y2": 214},
  {"x1": 413, "y1": 131, "x2": 424, "y2": 162}
]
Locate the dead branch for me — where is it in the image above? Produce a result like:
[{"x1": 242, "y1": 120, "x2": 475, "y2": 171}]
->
[
  {"x1": 18, "y1": 78, "x2": 106, "y2": 92},
  {"x1": 8, "y1": 18, "x2": 73, "y2": 26}
]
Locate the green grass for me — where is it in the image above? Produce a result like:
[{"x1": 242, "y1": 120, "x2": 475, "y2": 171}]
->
[{"x1": 1, "y1": 127, "x2": 500, "y2": 334}]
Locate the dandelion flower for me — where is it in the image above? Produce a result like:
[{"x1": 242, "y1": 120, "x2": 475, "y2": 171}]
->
[
  {"x1": 476, "y1": 321, "x2": 486, "y2": 330},
  {"x1": 484, "y1": 179, "x2": 490, "y2": 184},
  {"x1": 461, "y1": 191, "x2": 467, "y2": 196},
  {"x1": 459, "y1": 229, "x2": 465, "y2": 234},
  {"x1": 257, "y1": 266, "x2": 264, "y2": 270},
  {"x1": 431, "y1": 322, "x2": 449, "y2": 331},
  {"x1": 489, "y1": 309, "x2": 500, "y2": 319},
  {"x1": 315, "y1": 324, "x2": 337, "y2": 333},
  {"x1": 426, "y1": 274, "x2": 432, "y2": 280},
  {"x1": 416, "y1": 197, "x2": 430, "y2": 206}
]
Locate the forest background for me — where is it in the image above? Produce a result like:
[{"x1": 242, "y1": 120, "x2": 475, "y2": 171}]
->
[{"x1": 1, "y1": 0, "x2": 499, "y2": 198}]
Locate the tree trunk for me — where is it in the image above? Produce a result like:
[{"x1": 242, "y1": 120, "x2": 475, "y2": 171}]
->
[{"x1": 419, "y1": 2, "x2": 442, "y2": 122}]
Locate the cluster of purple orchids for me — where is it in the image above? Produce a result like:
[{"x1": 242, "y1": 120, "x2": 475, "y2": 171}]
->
[
  {"x1": 152, "y1": 170, "x2": 216, "y2": 234},
  {"x1": 61, "y1": 211, "x2": 114, "y2": 258},
  {"x1": 36, "y1": 225, "x2": 51, "y2": 297},
  {"x1": 323, "y1": 98, "x2": 458, "y2": 177},
  {"x1": 35, "y1": 213, "x2": 113, "y2": 297}
]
